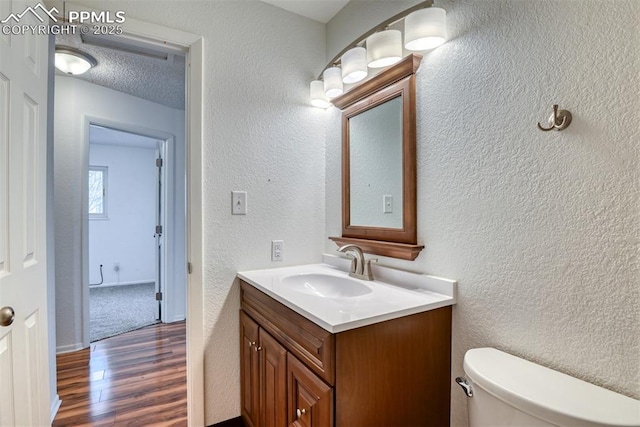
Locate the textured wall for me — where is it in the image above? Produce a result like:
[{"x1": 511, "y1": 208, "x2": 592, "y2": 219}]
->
[
  {"x1": 71, "y1": 1, "x2": 327, "y2": 423},
  {"x1": 326, "y1": 1, "x2": 640, "y2": 425}
]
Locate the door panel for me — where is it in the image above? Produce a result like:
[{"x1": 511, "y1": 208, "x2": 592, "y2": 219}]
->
[
  {"x1": 24, "y1": 310, "x2": 42, "y2": 426},
  {"x1": 240, "y1": 311, "x2": 260, "y2": 427},
  {"x1": 0, "y1": 0, "x2": 12, "y2": 47},
  {"x1": 22, "y1": 94, "x2": 37, "y2": 264},
  {"x1": 0, "y1": 74, "x2": 8, "y2": 276},
  {"x1": 259, "y1": 329, "x2": 287, "y2": 427},
  {"x1": 0, "y1": 333, "x2": 15, "y2": 425},
  {"x1": 0, "y1": 0, "x2": 51, "y2": 424},
  {"x1": 21, "y1": 11, "x2": 38, "y2": 74},
  {"x1": 155, "y1": 145, "x2": 162, "y2": 320},
  {"x1": 288, "y1": 354, "x2": 333, "y2": 427}
]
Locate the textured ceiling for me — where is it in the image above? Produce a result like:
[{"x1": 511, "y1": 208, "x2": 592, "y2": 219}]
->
[
  {"x1": 259, "y1": 0, "x2": 349, "y2": 23},
  {"x1": 54, "y1": 1, "x2": 343, "y2": 109},
  {"x1": 55, "y1": 33, "x2": 186, "y2": 110}
]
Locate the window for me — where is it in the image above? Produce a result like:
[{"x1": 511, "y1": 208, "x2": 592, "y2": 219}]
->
[{"x1": 89, "y1": 166, "x2": 108, "y2": 219}]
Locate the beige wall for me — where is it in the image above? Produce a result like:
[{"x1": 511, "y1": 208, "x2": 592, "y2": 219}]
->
[{"x1": 325, "y1": 1, "x2": 639, "y2": 425}]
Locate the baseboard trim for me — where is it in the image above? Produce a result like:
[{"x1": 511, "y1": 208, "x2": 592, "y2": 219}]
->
[
  {"x1": 90, "y1": 280, "x2": 155, "y2": 289},
  {"x1": 50, "y1": 394, "x2": 62, "y2": 422},
  {"x1": 171, "y1": 314, "x2": 186, "y2": 323},
  {"x1": 56, "y1": 342, "x2": 85, "y2": 354},
  {"x1": 209, "y1": 416, "x2": 244, "y2": 427}
]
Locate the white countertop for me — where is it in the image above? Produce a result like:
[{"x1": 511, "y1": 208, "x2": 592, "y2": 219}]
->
[{"x1": 237, "y1": 254, "x2": 457, "y2": 333}]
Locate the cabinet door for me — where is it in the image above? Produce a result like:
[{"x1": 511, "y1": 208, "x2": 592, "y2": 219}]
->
[
  {"x1": 288, "y1": 354, "x2": 333, "y2": 427},
  {"x1": 240, "y1": 311, "x2": 260, "y2": 427},
  {"x1": 259, "y1": 329, "x2": 288, "y2": 427}
]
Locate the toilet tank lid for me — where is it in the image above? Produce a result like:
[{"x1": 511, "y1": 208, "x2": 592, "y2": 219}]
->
[{"x1": 463, "y1": 348, "x2": 640, "y2": 427}]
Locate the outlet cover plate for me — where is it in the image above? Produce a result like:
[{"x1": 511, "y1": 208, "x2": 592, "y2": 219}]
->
[{"x1": 272, "y1": 240, "x2": 283, "y2": 261}]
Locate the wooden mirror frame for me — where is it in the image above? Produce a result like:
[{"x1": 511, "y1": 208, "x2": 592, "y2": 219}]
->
[{"x1": 329, "y1": 54, "x2": 424, "y2": 260}]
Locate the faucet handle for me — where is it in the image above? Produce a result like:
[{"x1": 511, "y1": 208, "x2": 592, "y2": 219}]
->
[{"x1": 363, "y1": 258, "x2": 378, "y2": 280}]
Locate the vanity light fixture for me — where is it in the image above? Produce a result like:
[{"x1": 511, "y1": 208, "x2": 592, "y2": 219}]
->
[
  {"x1": 309, "y1": 0, "x2": 448, "y2": 108},
  {"x1": 366, "y1": 29, "x2": 402, "y2": 68},
  {"x1": 323, "y1": 66, "x2": 344, "y2": 98},
  {"x1": 54, "y1": 46, "x2": 97, "y2": 75},
  {"x1": 341, "y1": 47, "x2": 368, "y2": 84},
  {"x1": 310, "y1": 80, "x2": 331, "y2": 108},
  {"x1": 404, "y1": 7, "x2": 447, "y2": 51}
]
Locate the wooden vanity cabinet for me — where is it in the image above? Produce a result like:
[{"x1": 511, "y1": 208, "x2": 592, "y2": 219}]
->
[
  {"x1": 240, "y1": 311, "x2": 288, "y2": 427},
  {"x1": 240, "y1": 280, "x2": 452, "y2": 427}
]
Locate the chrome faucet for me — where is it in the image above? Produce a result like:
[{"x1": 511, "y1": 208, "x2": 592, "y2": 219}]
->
[{"x1": 337, "y1": 244, "x2": 377, "y2": 281}]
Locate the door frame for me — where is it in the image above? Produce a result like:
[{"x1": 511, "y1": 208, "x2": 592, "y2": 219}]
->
[
  {"x1": 63, "y1": 3, "x2": 205, "y2": 425},
  {"x1": 83, "y1": 120, "x2": 173, "y2": 327}
]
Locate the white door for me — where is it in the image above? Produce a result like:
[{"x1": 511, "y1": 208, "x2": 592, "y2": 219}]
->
[
  {"x1": 154, "y1": 143, "x2": 163, "y2": 322},
  {"x1": 0, "y1": 0, "x2": 51, "y2": 425}
]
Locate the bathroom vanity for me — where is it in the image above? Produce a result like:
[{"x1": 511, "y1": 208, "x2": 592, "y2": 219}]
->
[{"x1": 238, "y1": 259, "x2": 456, "y2": 427}]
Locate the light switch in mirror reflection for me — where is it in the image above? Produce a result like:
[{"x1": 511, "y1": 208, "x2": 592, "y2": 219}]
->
[{"x1": 349, "y1": 96, "x2": 403, "y2": 229}]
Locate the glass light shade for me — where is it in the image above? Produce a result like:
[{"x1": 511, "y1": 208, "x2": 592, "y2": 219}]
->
[
  {"x1": 341, "y1": 47, "x2": 368, "y2": 84},
  {"x1": 55, "y1": 47, "x2": 97, "y2": 75},
  {"x1": 404, "y1": 7, "x2": 447, "y2": 51},
  {"x1": 323, "y1": 67, "x2": 344, "y2": 98},
  {"x1": 366, "y1": 30, "x2": 402, "y2": 68},
  {"x1": 310, "y1": 80, "x2": 330, "y2": 108}
]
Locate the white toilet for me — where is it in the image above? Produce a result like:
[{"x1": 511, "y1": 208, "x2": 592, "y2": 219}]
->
[{"x1": 457, "y1": 347, "x2": 640, "y2": 427}]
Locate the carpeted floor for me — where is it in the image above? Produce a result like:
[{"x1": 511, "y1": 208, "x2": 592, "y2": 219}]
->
[{"x1": 89, "y1": 282, "x2": 158, "y2": 342}]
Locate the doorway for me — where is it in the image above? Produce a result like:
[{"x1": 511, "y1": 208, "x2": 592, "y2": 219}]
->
[
  {"x1": 87, "y1": 124, "x2": 164, "y2": 342},
  {"x1": 50, "y1": 9, "x2": 204, "y2": 423}
]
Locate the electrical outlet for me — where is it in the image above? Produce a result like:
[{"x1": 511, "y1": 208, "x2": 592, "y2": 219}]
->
[{"x1": 271, "y1": 240, "x2": 283, "y2": 261}]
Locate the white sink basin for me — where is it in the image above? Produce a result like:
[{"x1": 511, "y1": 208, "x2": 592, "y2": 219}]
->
[
  {"x1": 281, "y1": 273, "x2": 372, "y2": 298},
  {"x1": 238, "y1": 260, "x2": 457, "y2": 333}
]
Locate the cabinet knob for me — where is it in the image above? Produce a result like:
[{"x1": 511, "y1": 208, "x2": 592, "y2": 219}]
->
[
  {"x1": 248, "y1": 341, "x2": 256, "y2": 348},
  {"x1": 296, "y1": 408, "x2": 306, "y2": 418},
  {"x1": 254, "y1": 346, "x2": 262, "y2": 352}
]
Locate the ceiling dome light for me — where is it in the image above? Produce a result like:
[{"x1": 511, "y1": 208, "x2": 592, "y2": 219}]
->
[
  {"x1": 366, "y1": 30, "x2": 402, "y2": 68},
  {"x1": 55, "y1": 46, "x2": 97, "y2": 75},
  {"x1": 341, "y1": 47, "x2": 368, "y2": 84},
  {"x1": 310, "y1": 80, "x2": 330, "y2": 108},
  {"x1": 323, "y1": 67, "x2": 343, "y2": 99},
  {"x1": 404, "y1": 7, "x2": 447, "y2": 51}
]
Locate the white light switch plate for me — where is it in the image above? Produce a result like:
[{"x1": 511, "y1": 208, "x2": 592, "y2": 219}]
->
[{"x1": 232, "y1": 191, "x2": 247, "y2": 215}]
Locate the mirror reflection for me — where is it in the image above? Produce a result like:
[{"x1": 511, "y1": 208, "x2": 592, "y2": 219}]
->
[{"x1": 349, "y1": 96, "x2": 403, "y2": 229}]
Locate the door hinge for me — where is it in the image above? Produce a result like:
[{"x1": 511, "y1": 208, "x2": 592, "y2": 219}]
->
[
  {"x1": 155, "y1": 225, "x2": 163, "y2": 234},
  {"x1": 187, "y1": 262, "x2": 192, "y2": 274},
  {"x1": 156, "y1": 158, "x2": 163, "y2": 167},
  {"x1": 155, "y1": 292, "x2": 163, "y2": 301}
]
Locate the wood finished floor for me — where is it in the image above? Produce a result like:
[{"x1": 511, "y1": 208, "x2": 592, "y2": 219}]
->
[{"x1": 54, "y1": 321, "x2": 187, "y2": 427}]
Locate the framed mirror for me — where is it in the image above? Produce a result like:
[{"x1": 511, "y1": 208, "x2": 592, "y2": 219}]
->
[{"x1": 330, "y1": 54, "x2": 424, "y2": 260}]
